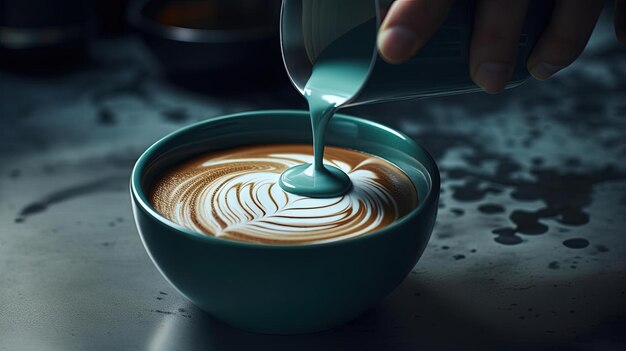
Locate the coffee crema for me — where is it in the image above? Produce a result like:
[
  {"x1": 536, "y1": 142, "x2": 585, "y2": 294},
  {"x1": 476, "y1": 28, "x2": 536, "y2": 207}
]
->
[{"x1": 149, "y1": 144, "x2": 417, "y2": 244}]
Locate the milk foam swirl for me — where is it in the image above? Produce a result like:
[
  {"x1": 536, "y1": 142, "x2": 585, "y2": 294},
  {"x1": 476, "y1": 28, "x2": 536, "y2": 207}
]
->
[{"x1": 150, "y1": 144, "x2": 417, "y2": 244}]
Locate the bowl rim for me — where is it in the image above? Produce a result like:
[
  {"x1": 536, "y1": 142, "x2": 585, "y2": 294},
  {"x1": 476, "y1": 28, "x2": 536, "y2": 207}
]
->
[
  {"x1": 131, "y1": 109, "x2": 440, "y2": 250},
  {"x1": 127, "y1": 0, "x2": 278, "y2": 44}
]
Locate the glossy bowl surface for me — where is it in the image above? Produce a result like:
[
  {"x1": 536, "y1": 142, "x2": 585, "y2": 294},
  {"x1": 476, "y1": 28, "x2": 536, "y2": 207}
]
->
[{"x1": 130, "y1": 110, "x2": 440, "y2": 334}]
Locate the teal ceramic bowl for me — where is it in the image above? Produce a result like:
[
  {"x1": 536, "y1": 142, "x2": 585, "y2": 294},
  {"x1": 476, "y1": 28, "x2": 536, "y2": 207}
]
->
[{"x1": 130, "y1": 110, "x2": 439, "y2": 334}]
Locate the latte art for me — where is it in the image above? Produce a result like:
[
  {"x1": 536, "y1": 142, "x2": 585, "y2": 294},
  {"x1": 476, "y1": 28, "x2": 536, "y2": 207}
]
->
[{"x1": 149, "y1": 144, "x2": 417, "y2": 244}]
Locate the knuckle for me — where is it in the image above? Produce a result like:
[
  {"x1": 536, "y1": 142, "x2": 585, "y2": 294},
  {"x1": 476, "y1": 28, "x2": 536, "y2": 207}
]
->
[
  {"x1": 542, "y1": 34, "x2": 584, "y2": 65},
  {"x1": 474, "y1": 27, "x2": 518, "y2": 48}
]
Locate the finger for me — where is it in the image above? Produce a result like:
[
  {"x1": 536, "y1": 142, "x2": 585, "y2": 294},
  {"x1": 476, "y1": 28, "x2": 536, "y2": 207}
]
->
[
  {"x1": 469, "y1": 0, "x2": 530, "y2": 94},
  {"x1": 617, "y1": 0, "x2": 626, "y2": 44},
  {"x1": 527, "y1": 0, "x2": 605, "y2": 81},
  {"x1": 377, "y1": 0, "x2": 455, "y2": 64}
]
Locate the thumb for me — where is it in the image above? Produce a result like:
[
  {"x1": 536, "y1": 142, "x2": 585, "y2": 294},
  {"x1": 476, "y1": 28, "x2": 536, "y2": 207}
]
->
[{"x1": 377, "y1": 0, "x2": 455, "y2": 64}]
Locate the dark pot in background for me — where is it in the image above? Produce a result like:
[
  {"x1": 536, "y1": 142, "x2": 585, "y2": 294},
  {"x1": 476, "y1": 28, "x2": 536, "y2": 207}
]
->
[{"x1": 127, "y1": 0, "x2": 285, "y2": 90}]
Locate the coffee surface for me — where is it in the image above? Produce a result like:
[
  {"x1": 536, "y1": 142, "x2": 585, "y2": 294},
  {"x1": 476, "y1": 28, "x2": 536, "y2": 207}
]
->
[{"x1": 150, "y1": 144, "x2": 417, "y2": 244}]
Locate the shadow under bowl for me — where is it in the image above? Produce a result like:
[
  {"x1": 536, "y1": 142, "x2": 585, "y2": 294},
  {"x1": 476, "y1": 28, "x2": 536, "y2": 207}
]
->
[{"x1": 130, "y1": 110, "x2": 440, "y2": 334}]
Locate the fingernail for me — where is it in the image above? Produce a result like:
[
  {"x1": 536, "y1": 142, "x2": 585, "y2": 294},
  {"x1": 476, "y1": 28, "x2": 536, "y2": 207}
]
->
[
  {"x1": 474, "y1": 62, "x2": 513, "y2": 94},
  {"x1": 529, "y1": 62, "x2": 565, "y2": 81},
  {"x1": 378, "y1": 27, "x2": 418, "y2": 64}
]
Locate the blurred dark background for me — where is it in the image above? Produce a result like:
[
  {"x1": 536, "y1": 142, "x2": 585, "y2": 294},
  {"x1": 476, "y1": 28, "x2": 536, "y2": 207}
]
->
[
  {"x1": 0, "y1": 0, "x2": 288, "y2": 90},
  {"x1": 1, "y1": 1, "x2": 625, "y2": 350}
]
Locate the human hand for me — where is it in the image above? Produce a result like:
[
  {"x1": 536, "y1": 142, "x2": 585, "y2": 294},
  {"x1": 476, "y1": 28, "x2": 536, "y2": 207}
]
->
[{"x1": 377, "y1": 0, "x2": 626, "y2": 94}]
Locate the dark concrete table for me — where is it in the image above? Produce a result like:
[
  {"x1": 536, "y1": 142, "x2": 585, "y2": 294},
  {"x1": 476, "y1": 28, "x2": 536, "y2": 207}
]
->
[{"x1": 1, "y1": 10, "x2": 625, "y2": 351}]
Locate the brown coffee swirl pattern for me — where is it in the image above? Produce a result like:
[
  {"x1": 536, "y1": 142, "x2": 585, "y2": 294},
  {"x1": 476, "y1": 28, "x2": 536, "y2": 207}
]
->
[{"x1": 149, "y1": 144, "x2": 418, "y2": 244}]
